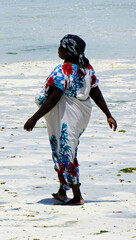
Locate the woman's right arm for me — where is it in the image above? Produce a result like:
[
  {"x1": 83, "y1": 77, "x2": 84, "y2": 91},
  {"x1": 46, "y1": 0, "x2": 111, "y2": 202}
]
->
[{"x1": 24, "y1": 86, "x2": 63, "y2": 131}]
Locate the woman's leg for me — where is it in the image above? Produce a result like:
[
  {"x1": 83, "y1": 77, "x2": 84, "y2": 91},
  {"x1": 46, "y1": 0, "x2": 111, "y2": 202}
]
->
[
  {"x1": 64, "y1": 184, "x2": 84, "y2": 205},
  {"x1": 52, "y1": 184, "x2": 67, "y2": 201}
]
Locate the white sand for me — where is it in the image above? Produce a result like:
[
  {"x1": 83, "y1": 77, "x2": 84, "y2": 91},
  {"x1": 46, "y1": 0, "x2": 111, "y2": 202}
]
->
[{"x1": 0, "y1": 60, "x2": 136, "y2": 240}]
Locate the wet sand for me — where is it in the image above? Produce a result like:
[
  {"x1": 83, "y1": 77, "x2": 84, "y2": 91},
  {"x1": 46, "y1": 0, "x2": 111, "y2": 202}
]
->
[{"x1": 0, "y1": 60, "x2": 136, "y2": 240}]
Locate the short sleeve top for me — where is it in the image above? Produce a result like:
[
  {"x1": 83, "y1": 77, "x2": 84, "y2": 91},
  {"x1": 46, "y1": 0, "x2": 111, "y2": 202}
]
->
[{"x1": 36, "y1": 63, "x2": 99, "y2": 106}]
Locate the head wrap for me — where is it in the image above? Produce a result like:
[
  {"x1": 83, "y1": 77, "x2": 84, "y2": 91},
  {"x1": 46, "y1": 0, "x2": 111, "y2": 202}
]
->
[{"x1": 60, "y1": 34, "x2": 88, "y2": 69}]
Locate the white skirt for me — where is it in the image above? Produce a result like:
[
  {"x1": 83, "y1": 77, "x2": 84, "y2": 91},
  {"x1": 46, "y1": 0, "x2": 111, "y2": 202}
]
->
[{"x1": 36, "y1": 94, "x2": 92, "y2": 190}]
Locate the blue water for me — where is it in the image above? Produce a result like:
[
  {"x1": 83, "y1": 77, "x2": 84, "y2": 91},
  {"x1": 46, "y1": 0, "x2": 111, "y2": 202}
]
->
[{"x1": 0, "y1": 0, "x2": 136, "y2": 63}]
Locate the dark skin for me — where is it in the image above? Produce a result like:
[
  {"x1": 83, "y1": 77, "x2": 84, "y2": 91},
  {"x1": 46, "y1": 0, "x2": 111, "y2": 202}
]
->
[
  {"x1": 89, "y1": 86, "x2": 117, "y2": 131},
  {"x1": 24, "y1": 46, "x2": 117, "y2": 131},
  {"x1": 24, "y1": 86, "x2": 63, "y2": 131},
  {"x1": 24, "y1": 46, "x2": 117, "y2": 205}
]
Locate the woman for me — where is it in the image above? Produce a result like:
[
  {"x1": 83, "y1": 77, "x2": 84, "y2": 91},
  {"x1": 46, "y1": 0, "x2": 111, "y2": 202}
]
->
[{"x1": 24, "y1": 34, "x2": 117, "y2": 205}]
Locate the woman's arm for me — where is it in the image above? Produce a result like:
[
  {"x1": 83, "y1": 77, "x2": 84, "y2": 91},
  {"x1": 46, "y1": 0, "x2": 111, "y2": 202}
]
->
[
  {"x1": 89, "y1": 86, "x2": 117, "y2": 131},
  {"x1": 24, "y1": 86, "x2": 63, "y2": 131}
]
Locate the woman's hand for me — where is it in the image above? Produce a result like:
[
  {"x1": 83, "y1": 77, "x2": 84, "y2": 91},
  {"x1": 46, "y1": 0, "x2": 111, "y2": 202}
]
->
[
  {"x1": 107, "y1": 117, "x2": 117, "y2": 131},
  {"x1": 24, "y1": 117, "x2": 37, "y2": 132}
]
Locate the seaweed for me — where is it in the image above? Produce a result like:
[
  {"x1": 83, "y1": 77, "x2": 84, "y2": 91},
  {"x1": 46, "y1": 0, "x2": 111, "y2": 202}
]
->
[
  {"x1": 94, "y1": 230, "x2": 109, "y2": 235},
  {"x1": 118, "y1": 130, "x2": 126, "y2": 133},
  {"x1": 120, "y1": 168, "x2": 136, "y2": 173}
]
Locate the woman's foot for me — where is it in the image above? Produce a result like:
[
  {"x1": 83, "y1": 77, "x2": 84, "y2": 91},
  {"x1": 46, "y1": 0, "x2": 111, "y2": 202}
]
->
[
  {"x1": 63, "y1": 197, "x2": 84, "y2": 205},
  {"x1": 52, "y1": 192, "x2": 67, "y2": 201},
  {"x1": 63, "y1": 183, "x2": 84, "y2": 205},
  {"x1": 52, "y1": 185, "x2": 67, "y2": 201}
]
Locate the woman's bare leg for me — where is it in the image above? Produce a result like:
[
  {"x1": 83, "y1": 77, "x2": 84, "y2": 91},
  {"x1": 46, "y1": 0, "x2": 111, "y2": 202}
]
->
[
  {"x1": 52, "y1": 184, "x2": 67, "y2": 201},
  {"x1": 64, "y1": 184, "x2": 84, "y2": 205}
]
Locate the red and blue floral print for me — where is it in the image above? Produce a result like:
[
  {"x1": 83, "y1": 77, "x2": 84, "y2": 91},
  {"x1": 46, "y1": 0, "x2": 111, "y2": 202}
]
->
[
  {"x1": 35, "y1": 62, "x2": 98, "y2": 190},
  {"x1": 49, "y1": 123, "x2": 81, "y2": 190},
  {"x1": 37, "y1": 62, "x2": 99, "y2": 105}
]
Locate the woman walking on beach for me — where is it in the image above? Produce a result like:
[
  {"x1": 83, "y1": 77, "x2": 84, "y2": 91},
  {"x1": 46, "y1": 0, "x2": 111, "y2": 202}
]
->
[{"x1": 24, "y1": 34, "x2": 117, "y2": 205}]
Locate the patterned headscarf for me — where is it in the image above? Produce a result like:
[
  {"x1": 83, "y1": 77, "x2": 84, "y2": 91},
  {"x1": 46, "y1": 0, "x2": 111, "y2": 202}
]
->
[{"x1": 60, "y1": 34, "x2": 88, "y2": 69}]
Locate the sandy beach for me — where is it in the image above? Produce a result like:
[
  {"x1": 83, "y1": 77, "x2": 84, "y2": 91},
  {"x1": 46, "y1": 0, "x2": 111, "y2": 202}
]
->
[{"x1": 0, "y1": 59, "x2": 136, "y2": 240}]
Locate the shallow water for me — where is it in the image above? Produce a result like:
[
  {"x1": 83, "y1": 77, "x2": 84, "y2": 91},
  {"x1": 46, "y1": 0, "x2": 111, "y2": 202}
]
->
[{"x1": 0, "y1": 0, "x2": 136, "y2": 63}]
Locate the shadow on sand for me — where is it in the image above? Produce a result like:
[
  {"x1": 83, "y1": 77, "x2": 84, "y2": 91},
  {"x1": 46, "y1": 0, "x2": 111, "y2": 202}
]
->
[
  {"x1": 37, "y1": 197, "x2": 62, "y2": 205},
  {"x1": 37, "y1": 198, "x2": 124, "y2": 206}
]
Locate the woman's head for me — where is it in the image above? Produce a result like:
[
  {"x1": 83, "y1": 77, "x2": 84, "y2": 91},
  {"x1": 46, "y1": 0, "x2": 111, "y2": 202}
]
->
[{"x1": 59, "y1": 34, "x2": 89, "y2": 69}]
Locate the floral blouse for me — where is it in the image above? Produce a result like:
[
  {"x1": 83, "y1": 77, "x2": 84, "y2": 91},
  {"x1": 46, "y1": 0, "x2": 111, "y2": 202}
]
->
[{"x1": 37, "y1": 63, "x2": 99, "y2": 106}]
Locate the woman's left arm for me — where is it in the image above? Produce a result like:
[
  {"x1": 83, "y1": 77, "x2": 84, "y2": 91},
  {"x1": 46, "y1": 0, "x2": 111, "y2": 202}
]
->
[
  {"x1": 24, "y1": 86, "x2": 63, "y2": 131},
  {"x1": 89, "y1": 86, "x2": 117, "y2": 131}
]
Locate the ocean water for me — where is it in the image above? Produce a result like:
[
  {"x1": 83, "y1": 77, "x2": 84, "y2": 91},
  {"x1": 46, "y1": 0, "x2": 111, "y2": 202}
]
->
[{"x1": 0, "y1": 0, "x2": 136, "y2": 64}]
